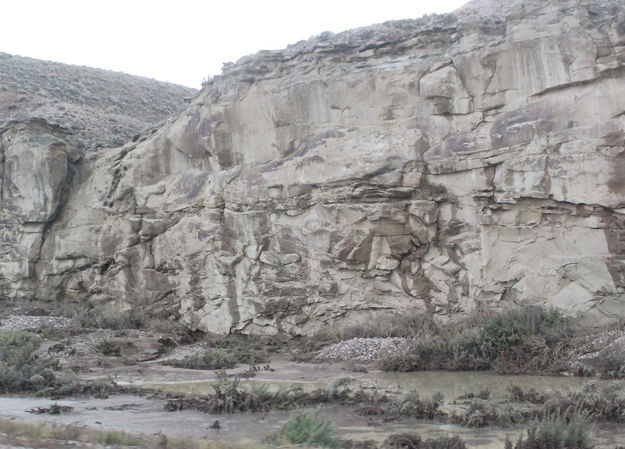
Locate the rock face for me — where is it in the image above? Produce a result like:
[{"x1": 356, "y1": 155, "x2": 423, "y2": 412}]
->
[
  {"x1": 0, "y1": 119, "x2": 78, "y2": 295},
  {"x1": 0, "y1": 56, "x2": 196, "y2": 318},
  {"x1": 2, "y1": 0, "x2": 625, "y2": 335},
  {"x1": 0, "y1": 52, "x2": 197, "y2": 150}
]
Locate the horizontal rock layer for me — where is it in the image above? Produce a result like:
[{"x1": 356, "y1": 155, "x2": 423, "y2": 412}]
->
[{"x1": 2, "y1": 0, "x2": 625, "y2": 335}]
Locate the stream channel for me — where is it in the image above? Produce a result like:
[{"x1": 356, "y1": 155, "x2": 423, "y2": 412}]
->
[{"x1": 2, "y1": 369, "x2": 625, "y2": 448}]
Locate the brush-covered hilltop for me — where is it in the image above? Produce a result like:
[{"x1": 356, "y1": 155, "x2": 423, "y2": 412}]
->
[
  {"x1": 0, "y1": 52, "x2": 197, "y2": 149},
  {"x1": 1, "y1": 0, "x2": 625, "y2": 336}
]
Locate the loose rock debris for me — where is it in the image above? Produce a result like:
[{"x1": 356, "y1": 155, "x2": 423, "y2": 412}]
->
[{"x1": 315, "y1": 338, "x2": 408, "y2": 362}]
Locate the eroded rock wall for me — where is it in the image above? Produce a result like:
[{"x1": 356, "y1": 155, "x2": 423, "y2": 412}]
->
[
  {"x1": 5, "y1": 0, "x2": 625, "y2": 334},
  {"x1": 0, "y1": 120, "x2": 80, "y2": 298}
]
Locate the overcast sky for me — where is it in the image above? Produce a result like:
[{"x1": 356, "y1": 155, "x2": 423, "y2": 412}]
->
[{"x1": 2, "y1": 0, "x2": 469, "y2": 88}]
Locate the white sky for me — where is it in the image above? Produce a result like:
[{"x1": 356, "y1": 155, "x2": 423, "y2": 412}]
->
[{"x1": 1, "y1": 0, "x2": 469, "y2": 88}]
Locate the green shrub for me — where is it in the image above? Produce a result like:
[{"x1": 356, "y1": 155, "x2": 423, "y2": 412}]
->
[
  {"x1": 0, "y1": 330, "x2": 59, "y2": 393},
  {"x1": 97, "y1": 340, "x2": 121, "y2": 356},
  {"x1": 278, "y1": 413, "x2": 340, "y2": 448},
  {"x1": 0, "y1": 330, "x2": 126, "y2": 397},
  {"x1": 380, "y1": 306, "x2": 570, "y2": 374},
  {"x1": 163, "y1": 347, "x2": 268, "y2": 370},
  {"x1": 0, "y1": 329, "x2": 41, "y2": 358},
  {"x1": 514, "y1": 409, "x2": 593, "y2": 449}
]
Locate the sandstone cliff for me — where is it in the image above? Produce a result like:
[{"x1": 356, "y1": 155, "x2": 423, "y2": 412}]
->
[{"x1": 2, "y1": 0, "x2": 625, "y2": 335}]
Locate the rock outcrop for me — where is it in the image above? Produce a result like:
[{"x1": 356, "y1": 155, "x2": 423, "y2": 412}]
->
[{"x1": 2, "y1": 0, "x2": 625, "y2": 335}]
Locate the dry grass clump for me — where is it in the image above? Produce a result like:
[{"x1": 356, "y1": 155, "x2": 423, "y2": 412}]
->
[
  {"x1": 381, "y1": 433, "x2": 467, "y2": 449},
  {"x1": 0, "y1": 417, "x2": 268, "y2": 449}
]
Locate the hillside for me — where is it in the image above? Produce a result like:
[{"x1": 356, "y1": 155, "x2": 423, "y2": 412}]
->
[{"x1": 0, "y1": 52, "x2": 197, "y2": 149}]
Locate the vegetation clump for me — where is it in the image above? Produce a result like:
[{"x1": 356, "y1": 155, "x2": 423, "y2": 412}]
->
[
  {"x1": 541, "y1": 381, "x2": 625, "y2": 422},
  {"x1": 163, "y1": 345, "x2": 268, "y2": 370},
  {"x1": 0, "y1": 328, "x2": 126, "y2": 398},
  {"x1": 97, "y1": 339, "x2": 122, "y2": 356},
  {"x1": 165, "y1": 372, "x2": 388, "y2": 414},
  {"x1": 379, "y1": 306, "x2": 570, "y2": 374},
  {"x1": 275, "y1": 413, "x2": 340, "y2": 448},
  {"x1": 452, "y1": 381, "x2": 625, "y2": 428},
  {"x1": 451, "y1": 402, "x2": 530, "y2": 428},
  {"x1": 357, "y1": 391, "x2": 445, "y2": 420},
  {"x1": 273, "y1": 417, "x2": 468, "y2": 449},
  {"x1": 27, "y1": 403, "x2": 74, "y2": 414},
  {"x1": 165, "y1": 373, "x2": 444, "y2": 418},
  {"x1": 511, "y1": 409, "x2": 593, "y2": 449},
  {"x1": 37, "y1": 377, "x2": 122, "y2": 400},
  {"x1": 0, "y1": 329, "x2": 59, "y2": 393},
  {"x1": 381, "y1": 433, "x2": 467, "y2": 449},
  {"x1": 508, "y1": 385, "x2": 549, "y2": 404}
]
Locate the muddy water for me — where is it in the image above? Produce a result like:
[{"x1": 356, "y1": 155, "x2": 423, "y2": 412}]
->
[
  {"x1": 141, "y1": 370, "x2": 601, "y2": 399},
  {"x1": 2, "y1": 395, "x2": 624, "y2": 449},
  {"x1": 3, "y1": 371, "x2": 625, "y2": 448},
  {"x1": 132, "y1": 370, "x2": 625, "y2": 448},
  {"x1": 139, "y1": 369, "x2": 612, "y2": 419}
]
